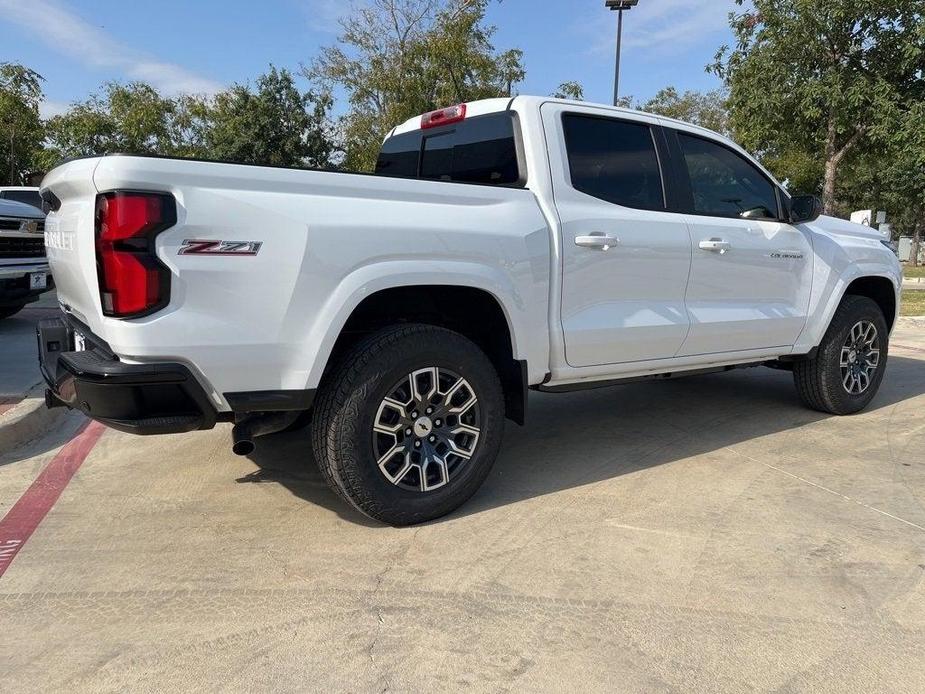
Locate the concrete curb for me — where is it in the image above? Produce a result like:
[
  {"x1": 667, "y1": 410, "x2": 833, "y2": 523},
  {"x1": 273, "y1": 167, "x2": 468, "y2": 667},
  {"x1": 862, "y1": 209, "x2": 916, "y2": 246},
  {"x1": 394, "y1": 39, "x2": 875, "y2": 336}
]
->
[{"x1": 0, "y1": 385, "x2": 66, "y2": 453}]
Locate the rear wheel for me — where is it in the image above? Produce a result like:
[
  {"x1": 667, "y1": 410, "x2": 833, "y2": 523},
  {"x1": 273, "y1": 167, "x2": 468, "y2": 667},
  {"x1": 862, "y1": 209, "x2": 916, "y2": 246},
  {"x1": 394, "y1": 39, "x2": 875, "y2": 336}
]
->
[
  {"x1": 310, "y1": 324, "x2": 505, "y2": 526},
  {"x1": 0, "y1": 305, "x2": 25, "y2": 320},
  {"x1": 794, "y1": 295, "x2": 889, "y2": 415}
]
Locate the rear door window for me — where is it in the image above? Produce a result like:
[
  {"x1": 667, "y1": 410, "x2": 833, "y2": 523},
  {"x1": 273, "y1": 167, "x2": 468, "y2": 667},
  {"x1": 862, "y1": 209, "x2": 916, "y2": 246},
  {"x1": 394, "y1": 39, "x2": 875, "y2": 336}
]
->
[
  {"x1": 376, "y1": 112, "x2": 522, "y2": 186},
  {"x1": 561, "y1": 114, "x2": 665, "y2": 211}
]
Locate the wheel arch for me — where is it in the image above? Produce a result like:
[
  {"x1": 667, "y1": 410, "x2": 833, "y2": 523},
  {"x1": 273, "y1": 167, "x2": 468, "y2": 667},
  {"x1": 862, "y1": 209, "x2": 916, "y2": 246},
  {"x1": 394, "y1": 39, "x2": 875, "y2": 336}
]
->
[
  {"x1": 843, "y1": 275, "x2": 897, "y2": 331},
  {"x1": 309, "y1": 274, "x2": 532, "y2": 426},
  {"x1": 794, "y1": 268, "x2": 900, "y2": 354}
]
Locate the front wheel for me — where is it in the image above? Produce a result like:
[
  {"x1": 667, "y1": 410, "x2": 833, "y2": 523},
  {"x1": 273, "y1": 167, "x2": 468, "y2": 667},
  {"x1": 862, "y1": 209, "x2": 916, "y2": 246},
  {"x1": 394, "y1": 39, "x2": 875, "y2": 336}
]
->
[
  {"x1": 310, "y1": 324, "x2": 505, "y2": 526},
  {"x1": 793, "y1": 295, "x2": 889, "y2": 415}
]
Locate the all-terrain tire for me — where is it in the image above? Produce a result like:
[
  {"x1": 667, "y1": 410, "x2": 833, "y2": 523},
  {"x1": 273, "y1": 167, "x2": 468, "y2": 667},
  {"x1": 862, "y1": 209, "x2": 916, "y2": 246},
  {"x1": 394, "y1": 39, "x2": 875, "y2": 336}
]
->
[
  {"x1": 310, "y1": 324, "x2": 505, "y2": 526},
  {"x1": 793, "y1": 295, "x2": 889, "y2": 415}
]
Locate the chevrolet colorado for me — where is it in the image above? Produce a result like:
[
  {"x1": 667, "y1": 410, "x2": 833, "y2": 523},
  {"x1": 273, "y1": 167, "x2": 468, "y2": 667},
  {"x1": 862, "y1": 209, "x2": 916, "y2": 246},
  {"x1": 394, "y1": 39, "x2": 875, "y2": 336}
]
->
[{"x1": 37, "y1": 96, "x2": 901, "y2": 525}]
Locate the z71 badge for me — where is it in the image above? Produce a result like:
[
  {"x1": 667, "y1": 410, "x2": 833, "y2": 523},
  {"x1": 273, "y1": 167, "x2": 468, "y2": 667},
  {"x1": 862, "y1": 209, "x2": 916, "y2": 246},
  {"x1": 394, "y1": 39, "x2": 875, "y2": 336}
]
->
[{"x1": 178, "y1": 240, "x2": 262, "y2": 256}]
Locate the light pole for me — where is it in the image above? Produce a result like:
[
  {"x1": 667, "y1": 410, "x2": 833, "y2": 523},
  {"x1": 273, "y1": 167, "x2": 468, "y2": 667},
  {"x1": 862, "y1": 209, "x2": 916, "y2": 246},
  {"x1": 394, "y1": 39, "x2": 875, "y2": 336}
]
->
[{"x1": 605, "y1": 0, "x2": 640, "y2": 106}]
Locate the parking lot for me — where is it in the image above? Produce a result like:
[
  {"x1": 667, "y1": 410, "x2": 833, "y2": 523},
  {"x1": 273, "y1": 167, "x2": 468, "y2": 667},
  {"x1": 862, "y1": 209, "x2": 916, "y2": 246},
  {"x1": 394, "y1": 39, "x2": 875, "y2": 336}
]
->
[{"x1": 0, "y1": 318, "x2": 923, "y2": 692}]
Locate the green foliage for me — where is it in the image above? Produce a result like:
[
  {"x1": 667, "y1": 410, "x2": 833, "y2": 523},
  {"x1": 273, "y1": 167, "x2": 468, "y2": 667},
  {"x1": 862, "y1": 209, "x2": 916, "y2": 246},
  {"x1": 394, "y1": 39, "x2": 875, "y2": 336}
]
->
[
  {"x1": 309, "y1": 0, "x2": 526, "y2": 171},
  {"x1": 615, "y1": 95, "x2": 634, "y2": 109},
  {"x1": 759, "y1": 148, "x2": 824, "y2": 197},
  {"x1": 0, "y1": 63, "x2": 45, "y2": 185},
  {"x1": 166, "y1": 94, "x2": 214, "y2": 159},
  {"x1": 711, "y1": 0, "x2": 924, "y2": 215},
  {"x1": 44, "y1": 67, "x2": 334, "y2": 169},
  {"x1": 638, "y1": 87, "x2": 730, "y2": 135},
  {"x1": 840, "y1": 97, "x2": 925, "y2": 257},
  {"x1": 44, "y1": 82, "x2": 176, "y2": 162},
  {"x1": 203, "y1": 67, "x2": 334, "y2": 168},
  {"x1": 553, "y1": 81, "x2": 585, "y2": 101}
]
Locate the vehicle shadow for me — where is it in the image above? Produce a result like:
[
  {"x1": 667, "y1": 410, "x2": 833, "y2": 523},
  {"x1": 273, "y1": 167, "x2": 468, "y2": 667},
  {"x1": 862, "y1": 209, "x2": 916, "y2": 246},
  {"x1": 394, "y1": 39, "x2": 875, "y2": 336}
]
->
[
  {"x1": 0, "y1": 410, "x2": 88, "y2": 467},
  {"x1": 227, "y1": 355, "x2": 925, "y2": 526},
  {"x1": 460, "y1": 354, "x2": 925, "y2": 519},
  {"x1": 241, "y1": 428, "x2": 381, "y2": 527}
]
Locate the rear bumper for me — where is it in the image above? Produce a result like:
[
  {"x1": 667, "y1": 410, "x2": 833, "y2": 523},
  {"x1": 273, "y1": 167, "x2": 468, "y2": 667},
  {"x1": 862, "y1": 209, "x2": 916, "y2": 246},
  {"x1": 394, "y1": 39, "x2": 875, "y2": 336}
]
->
[{"x1": 37, "y1": 316, "x2": 219, "y2": 435}]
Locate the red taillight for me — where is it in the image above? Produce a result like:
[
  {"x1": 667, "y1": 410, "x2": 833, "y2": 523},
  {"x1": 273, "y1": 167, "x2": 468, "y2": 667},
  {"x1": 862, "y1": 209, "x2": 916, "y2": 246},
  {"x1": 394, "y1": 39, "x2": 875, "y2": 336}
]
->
[
  {"x1": 95, "y1": 192, "x2": 176, "y2": 318},
  {"x1": 421, "y1": 103, "x2": 467, "y2": 129}
]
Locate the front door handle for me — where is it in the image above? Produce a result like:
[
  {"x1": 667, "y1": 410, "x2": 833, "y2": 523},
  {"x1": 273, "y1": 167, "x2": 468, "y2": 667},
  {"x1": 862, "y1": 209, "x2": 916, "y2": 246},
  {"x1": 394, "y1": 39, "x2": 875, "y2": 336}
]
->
[
  {"x1": 575, "y1": 232, "x2": 619, "y2": 251},
  {"x1": 699, "y1": 238, "x2": 731, "y2": 254}
]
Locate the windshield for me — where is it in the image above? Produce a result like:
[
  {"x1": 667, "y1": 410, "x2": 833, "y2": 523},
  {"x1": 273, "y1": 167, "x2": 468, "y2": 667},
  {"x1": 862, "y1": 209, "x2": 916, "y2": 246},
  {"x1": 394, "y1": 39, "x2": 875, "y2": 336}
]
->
[{"x1": 1, "y1": 190, "x2": 43, "y2": 210}]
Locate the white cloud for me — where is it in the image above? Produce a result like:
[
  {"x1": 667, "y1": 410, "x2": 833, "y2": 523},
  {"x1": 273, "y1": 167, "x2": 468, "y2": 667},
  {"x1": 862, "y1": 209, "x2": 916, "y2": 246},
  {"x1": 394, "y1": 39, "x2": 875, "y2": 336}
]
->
[
  {"x1": 0, "y1": 0, "x2": 223, "y2": 96},
  {"x1": 38, "y1": 99, "x2": 69, "y2": 119},
  {"x1": 575, "y1": 0, "x2": 739, "y2": 58},
  {"x1": 303, "y1": 0, "x2": 353, "y2": 34}
]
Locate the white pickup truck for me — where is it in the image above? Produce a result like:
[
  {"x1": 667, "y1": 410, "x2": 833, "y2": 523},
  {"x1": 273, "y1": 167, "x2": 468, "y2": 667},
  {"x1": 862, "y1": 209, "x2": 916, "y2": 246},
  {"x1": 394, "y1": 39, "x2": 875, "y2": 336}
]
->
[
  {"x1": 38, "y1": 96, "x2": 901, "y2": 525},
  {"x1": 0, "y1": 197, "x2": 51, "y2": 319}
]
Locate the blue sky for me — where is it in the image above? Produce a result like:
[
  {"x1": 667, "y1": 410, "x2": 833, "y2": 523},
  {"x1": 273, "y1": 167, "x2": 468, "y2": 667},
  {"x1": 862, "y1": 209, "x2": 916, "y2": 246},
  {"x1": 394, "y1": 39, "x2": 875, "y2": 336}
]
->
[{"x1": 0, "y1": 0, "x2": 742, "y2": 118}]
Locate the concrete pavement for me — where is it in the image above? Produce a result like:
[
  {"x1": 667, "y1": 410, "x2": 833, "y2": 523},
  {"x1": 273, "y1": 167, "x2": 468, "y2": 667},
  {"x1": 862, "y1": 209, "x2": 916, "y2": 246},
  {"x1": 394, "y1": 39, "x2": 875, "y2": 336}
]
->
[
  {"x1": 0, "y1": 321, "x2": 923, "y2": 692},
  {"x1": 0, "y1": 291, "x2": 66, "y2": 451},
  {"x1": 0, "y1": 291, "x2": 58, "y2": 409}
]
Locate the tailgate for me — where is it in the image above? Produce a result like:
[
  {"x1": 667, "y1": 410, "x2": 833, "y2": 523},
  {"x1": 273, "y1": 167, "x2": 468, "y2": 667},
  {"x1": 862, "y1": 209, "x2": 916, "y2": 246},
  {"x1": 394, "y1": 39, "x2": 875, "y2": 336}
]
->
[{"x1": 40, "y1": 157, "x2": 102, "y2": 329}]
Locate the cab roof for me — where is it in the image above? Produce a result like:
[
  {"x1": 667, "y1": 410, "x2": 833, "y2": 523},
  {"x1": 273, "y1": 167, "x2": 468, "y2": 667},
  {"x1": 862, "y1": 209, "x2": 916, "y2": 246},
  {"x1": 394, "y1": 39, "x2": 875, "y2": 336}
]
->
[
  {"x1": 389, "y1": 95, "x2": 723, "y2": 139},
  {"x1": 386, "y1": 95, "x2": 778, "y2": 189}
]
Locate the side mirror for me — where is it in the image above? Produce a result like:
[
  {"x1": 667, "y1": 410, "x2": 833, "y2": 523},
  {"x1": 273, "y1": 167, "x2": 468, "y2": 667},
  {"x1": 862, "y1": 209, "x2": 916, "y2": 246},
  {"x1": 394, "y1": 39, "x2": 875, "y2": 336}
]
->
[{"x1": 789, "y1": 195, "x2": 824, "y2": 224}]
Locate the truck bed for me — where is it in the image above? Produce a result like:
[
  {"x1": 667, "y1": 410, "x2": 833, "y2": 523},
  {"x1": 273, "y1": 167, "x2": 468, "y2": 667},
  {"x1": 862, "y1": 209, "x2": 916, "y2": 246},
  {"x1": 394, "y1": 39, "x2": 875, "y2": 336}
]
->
[{"x1": 41, "y1": 154, "x2": 552, "y2": 409}]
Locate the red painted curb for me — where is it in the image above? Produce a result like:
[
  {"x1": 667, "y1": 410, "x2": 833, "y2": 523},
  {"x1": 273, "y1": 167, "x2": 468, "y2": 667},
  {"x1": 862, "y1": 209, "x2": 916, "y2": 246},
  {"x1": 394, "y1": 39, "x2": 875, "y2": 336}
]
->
[{"x1": 0, "y1": 420, "x2": 105, "y2": 578}]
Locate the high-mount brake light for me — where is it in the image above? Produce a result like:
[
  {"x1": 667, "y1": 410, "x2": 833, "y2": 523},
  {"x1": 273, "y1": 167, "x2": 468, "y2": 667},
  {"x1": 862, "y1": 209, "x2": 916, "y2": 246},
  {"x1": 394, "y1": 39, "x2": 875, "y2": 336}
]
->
[
  {"x1": 421, "y1": 103, "x2": 467, "y2": 129},
  {"x1": 95, "y1": 191, "x2": 176, "y2": 318}
]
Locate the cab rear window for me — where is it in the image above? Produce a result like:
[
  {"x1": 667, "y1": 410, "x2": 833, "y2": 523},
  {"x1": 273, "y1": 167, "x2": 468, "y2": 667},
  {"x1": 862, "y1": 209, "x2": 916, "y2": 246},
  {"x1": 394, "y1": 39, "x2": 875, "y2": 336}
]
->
[{"x1": 375, "y1": 112, "x2": 523, "y2": 186}]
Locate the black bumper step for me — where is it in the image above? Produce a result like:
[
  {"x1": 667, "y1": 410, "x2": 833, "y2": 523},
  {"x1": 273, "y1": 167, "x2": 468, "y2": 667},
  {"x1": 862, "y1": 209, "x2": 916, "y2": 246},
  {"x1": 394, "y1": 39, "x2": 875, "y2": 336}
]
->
[{"x1": 38, "y1": 316, "x2": 218, "y2": 435}]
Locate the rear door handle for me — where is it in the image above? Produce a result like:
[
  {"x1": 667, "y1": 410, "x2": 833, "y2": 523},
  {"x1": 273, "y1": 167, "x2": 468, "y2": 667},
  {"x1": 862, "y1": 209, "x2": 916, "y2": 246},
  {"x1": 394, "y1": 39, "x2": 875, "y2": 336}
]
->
[
  {"x1": 575, "y1": 233, "x2": 619, "y2": 251},
  {"x1": 699, "y1": 238, "x2": 731, "y2": 254}
]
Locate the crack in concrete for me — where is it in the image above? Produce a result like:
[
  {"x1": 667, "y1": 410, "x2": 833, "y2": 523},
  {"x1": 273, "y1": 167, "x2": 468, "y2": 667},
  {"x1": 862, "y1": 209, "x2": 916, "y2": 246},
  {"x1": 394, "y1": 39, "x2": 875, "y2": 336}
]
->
[{"x1": 728, "y1": 446, "x2": 925, "y2": 533}]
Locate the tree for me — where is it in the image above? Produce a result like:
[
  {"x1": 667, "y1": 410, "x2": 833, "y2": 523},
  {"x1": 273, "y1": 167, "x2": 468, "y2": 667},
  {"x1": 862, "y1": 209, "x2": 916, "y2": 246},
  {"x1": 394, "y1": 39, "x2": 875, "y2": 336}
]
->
[
  {"x1": 309, "y1": 0, "x2": 526, "y2": 171},
  {"x1": 44, "y1": 68, "x2": 335, "y2": 169},
  {"x1": 887, "y1": 103, "x2": 925, "y2": 264},
  {"x1": 167, "y1": 93, "x2": 213, "y2": 159},
  {"x1": 204, "y1": 67, "x2": 334, "y2": 168},
  {"x1": 639, "y1": 87, "x2": 729, "y2": 135},
  {"x1": 45, "y1": 82, "x2": 176, "y2": 161},
  {"x1": 0, "y1": 63, "x2": 45, "y2": 185},
  {"x1": 553, "y1": 81, "x2": 585, "y2": 101},
  {"x1": 839, "y1": 99, "x2": 925, "y2": 263},
  {"x1": 711, "y1": 1, "x2": 924, "y2": 214}
]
